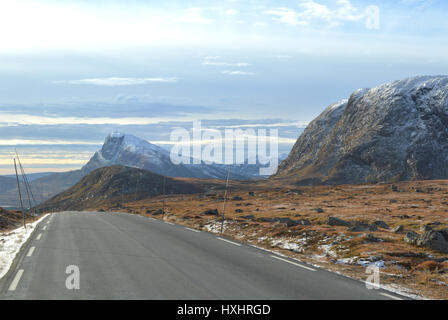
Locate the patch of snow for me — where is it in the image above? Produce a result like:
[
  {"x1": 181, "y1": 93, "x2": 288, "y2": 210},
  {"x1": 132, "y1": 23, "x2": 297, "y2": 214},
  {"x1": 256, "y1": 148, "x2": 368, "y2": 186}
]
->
[
  {"x1": 270, "y1": 238, "x2": 307, "y2": 253},
  {"x1": 0, "y1": 214, "x2": 48, "y2": 280},
  {"x1": 204, "y1": 220, "x2": 234, "y2": 233}
]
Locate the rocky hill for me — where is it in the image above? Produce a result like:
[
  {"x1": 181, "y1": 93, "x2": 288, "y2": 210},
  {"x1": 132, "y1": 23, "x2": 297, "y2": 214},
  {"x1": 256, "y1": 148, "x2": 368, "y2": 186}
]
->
[
  {"x1": 275, "y1": 76, "x2": 448, "y2": 185},
  {"x1": 34, "y1": 165, "x2": 215, "y2": 211}
]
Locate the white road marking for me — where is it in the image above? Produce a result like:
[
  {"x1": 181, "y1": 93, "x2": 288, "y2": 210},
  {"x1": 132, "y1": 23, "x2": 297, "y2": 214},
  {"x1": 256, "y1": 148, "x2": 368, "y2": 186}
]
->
[
  {"x1": 271, "y1": 255, "x2": 316, "y2": 272},
  {"x1": 217, "y1": 237, "x2": 242, "y2": 247},
  {"x1": 42, "y1": 226, "x2": 47, "y2": 230},
  {"x1": 185, "y1": 227, "x2": 200, "y2": 233},
  {"x1": 379, "y1": 292, "x2": 403, "y2": 300},
  {"x1": 26, "y1": 247, "x2": 35, "y2": 257},
  {"x1": 36, "y1": 233, "x2": 42, "y2": 240},
  {"x1": 164, "y1": 222, "x2": 174, "y2": 225},
  {"x1": 8, "y1": 270, "x2": 24, "y2": 291}
]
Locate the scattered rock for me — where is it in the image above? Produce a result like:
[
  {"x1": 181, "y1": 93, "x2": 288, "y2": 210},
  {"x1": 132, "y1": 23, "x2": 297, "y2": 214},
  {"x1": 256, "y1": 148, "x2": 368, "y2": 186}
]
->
[
  {"x1": 152, "y1": 209, "x2": 165, "y2": 216},
  {"x1": 202, "y1": 209, "x2": 219, "y2": 216},
  {"x1": 239, "y1": 215, "x2": 255, "y2": 220},
  {"x1": 258, "y1": 217, "x2": 277, "y2": 223},
  {"x1": 235, "y1": 209, "x2": 244, "y2": 213},
  {"x1": 248, "y1": 191, "x2": 255, "y2": 196},
  {"x1": 349, "y1": 222, "x2": 376, "y2": 232},
  {"x1": 417, "y1": 230, "x2": 448, "y2": 253},
  {"x1": 327, "y1": 216, "x2": 352, "y2": 227},
  {"x1": 276, "y1": 218, "x2": 301, "y2": 227},
  {"x1": 315, "y1": 208, "x2": 324, "y2": 213},
  {"x1": 256, "y1": 217, "x2": 310, "y2": 227},
  {"x1": 297, "y1": 219, "x2": 312, "y2": 226},
  {"x1": 372, "y1": 220, "x2": 390, "y2": 230},
  {"x1": 420, "y1": 225, "x2": 433, "y2": 232},
  {"x1": 404, "y1": 231, "x2": 419, "y2": 245},
  {"x1": 392, "y1": 225, "x2": 404, "y2": 233},
  {"x1": 232, "y1": 196, "x2": 243, "y2": 201},
  {"x1": 414, "y1": 261, "x2": 441, "y2": 271},
  {"x1": 364, "y1": 234, "x2": 381, "y2": 243}
]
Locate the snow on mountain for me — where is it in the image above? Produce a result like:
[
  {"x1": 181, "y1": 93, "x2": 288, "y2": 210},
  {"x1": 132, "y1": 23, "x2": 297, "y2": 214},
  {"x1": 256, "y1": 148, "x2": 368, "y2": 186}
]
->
[
  {"x1": 275, "y1": 75, "x2": 448, "y2": 185},
  {"x1": 82, "y1": 132, "x2": 270, "y2": 179}
]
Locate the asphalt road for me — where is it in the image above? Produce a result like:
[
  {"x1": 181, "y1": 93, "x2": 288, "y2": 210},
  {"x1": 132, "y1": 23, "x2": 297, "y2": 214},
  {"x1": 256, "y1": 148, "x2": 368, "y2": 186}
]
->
[{"x1": 0, "y1": 212, "x2": 406, "y2": 300}]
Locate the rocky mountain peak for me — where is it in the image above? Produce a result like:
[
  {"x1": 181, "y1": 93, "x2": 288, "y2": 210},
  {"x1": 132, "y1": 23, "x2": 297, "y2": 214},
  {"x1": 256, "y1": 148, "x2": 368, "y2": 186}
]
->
[{"x1": 275, "y1": 75, "x2": 448, "y2": 185}]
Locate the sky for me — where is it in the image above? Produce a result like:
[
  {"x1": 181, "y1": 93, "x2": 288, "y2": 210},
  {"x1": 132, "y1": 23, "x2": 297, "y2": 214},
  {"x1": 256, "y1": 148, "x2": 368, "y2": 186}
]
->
[{"x1": 0, "y1": 0, "x2": 447, "y2": 174}]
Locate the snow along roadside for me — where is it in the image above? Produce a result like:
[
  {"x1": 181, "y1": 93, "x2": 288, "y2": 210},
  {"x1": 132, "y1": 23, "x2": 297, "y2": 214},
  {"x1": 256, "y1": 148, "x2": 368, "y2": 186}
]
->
[{"x1": 0, "y1": 214, "x2": 49, "y2": 280}]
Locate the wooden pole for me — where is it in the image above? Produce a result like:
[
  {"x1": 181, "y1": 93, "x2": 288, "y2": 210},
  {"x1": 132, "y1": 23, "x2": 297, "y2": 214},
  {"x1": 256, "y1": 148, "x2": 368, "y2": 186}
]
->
[
  {"x1": 14, "y1": 158, "x2": 26, "y2": 229},
  {"x1": 220, "y1": 167, "x2": 231, "y2": 234}
]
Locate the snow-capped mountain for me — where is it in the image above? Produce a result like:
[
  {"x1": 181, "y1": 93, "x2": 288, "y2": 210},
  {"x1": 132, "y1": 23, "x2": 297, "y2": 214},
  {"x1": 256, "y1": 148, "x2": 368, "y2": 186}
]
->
[
  {"x1": 275, "y1": 75, "x2": 448, "y2": 185},
  {"x1": 82, "y1": 132, "x2": 266, "y2": 179}
]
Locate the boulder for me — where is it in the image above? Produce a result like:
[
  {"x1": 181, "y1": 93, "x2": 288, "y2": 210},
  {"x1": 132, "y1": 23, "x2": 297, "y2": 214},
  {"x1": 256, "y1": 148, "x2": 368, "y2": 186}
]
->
[
  {"x1": 152, "y1": 209, "x2": 165, "y2": 216},
  {"x1": 327, "y1": 217, "x2": 352, "y2": 227},
  {"x1": 416, "y1": 230, "x2": 448, "y2": 253},
  {"x1": 349, "y1": 222, "x2": 377, "y2": 232},
  {"x1": 202, "y1": 209, "x2": 220, "y2": 216},
  {"x1": 239, "y1": 215, "x2": 255, "y2": 220},
  {"x1": 364, "y1": 234, "x2": 381, "y2": 243},
  {"x1": 392, "y1": 225, "x2": 404, "y2": 233},
  {"x1": 276, "y1": 218, "x2": 300, "y2": 227},
  {"x1": 372, "y1": 220, "x2": 389, "y2": 230},
  {"x1": 297, "y1": 219, "x2": 312, "y2": 226},
  {"x1": 420, "y1": 225, "x2": 433, "y2": 232},
  {"x1": 404, "y1": 231, "x2": 419, "y2": 245}
]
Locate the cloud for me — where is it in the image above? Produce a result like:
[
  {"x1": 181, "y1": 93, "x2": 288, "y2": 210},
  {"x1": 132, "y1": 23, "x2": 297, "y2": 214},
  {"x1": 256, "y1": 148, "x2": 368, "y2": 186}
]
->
[
  {"x1": 179, "y1": 8, "x2": 214, "y2": 24},
  {"x1": 0, "y1": 114, "x2": 180, "y2": 126},
  {"x1": 265, "y1": 0, "x2": 364, "y2": 27},
  {"x1": 221, "y1": 70, "x2": 255, "y2": 76},
  {"x1": 53, "y1": 77, "x2": 178, "y2": 86},
  {"x1": 225, "y1": 9, "x2": 239, "y2": 16},
  {"x1": 0, "y1": 139, "x2": 101, "y2": 146},
  {"x1": 299, "y1": 0, "x2": 364, "y2": 23},
  {"x1": 202, "y1": 56, "x2": 249, "y2": 67},
  {"x1": 264, "y1": 8, "x2": 307, "y2": 26}
]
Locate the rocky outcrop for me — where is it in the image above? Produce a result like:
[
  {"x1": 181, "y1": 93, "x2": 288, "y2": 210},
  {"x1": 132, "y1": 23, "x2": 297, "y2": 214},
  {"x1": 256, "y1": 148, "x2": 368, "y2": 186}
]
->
[
  {"x1": 404, "y1": 229, "x2": 448, "y2": 253},
  {"x1": 275, "y1": 76, "x2": 448, "y2": 185}
]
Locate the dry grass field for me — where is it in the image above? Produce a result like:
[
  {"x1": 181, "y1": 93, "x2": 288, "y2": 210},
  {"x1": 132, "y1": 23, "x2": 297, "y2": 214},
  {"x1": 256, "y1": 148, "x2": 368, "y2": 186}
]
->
[{"x1": 92, "y1": 179, "x2": 448, "y2": 299}]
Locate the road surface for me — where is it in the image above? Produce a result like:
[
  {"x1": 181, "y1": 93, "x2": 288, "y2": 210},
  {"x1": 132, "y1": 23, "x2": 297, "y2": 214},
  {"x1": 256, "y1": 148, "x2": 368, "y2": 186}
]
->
[{"x1": 0, "y1": 212, "x2": 406, "y2": 300}]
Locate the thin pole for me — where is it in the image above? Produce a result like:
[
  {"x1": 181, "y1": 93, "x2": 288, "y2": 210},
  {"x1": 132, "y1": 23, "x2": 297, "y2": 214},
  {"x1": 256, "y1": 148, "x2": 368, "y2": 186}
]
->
[
  {"x1": 161, "y1": 176, "x2": 167, "y2": 221},
  {"x1": 14, "y1": 158, "x2": 26, "y2": 229},
  {"x1": 16, "y1": 150, "x2": 39, "y2": 215},
  {"x1": 18, "y1": 160, "x2": 33, "y2": 211},
  {"x1": 135, "y1": 172, "x2": 140, "y2": 202},
  {"x1": 16, "y1": 151, "x2": 37, "y2": 207},
  {"x1": 220, "y1": 166, "x2": 231, "y2": 234},
  {"x1": 162, "y1": 176, "x2": 166, "y2": 213}
]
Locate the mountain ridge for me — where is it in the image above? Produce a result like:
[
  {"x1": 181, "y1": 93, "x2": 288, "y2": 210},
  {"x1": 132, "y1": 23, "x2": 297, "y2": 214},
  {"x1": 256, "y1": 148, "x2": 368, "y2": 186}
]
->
[{"x1": 275, "y1": 75, "x2": 448, "y2": 185}]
